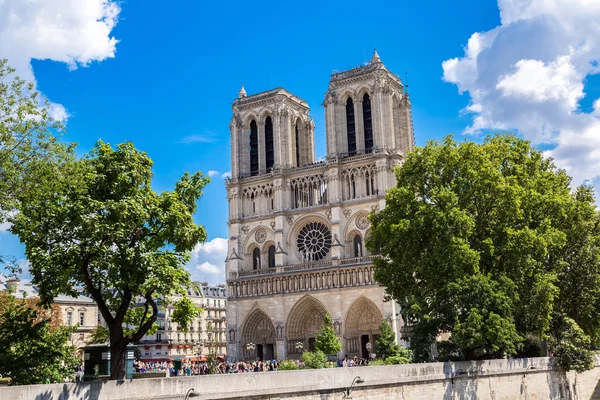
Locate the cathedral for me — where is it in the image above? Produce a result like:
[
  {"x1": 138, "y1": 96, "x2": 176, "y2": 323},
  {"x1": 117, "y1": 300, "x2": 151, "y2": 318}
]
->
[{"x1": 225, "y1": 50, "x2": 414, "y2": 361}]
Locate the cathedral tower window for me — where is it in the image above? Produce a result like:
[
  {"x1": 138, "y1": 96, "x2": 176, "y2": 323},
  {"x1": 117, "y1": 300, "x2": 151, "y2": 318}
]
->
[
  {"x1": 295, "y1": 123, "x2": 300, "y2": 167},
  {"x1": 362, "y1": 93, "x2": 373, "y2": 153},
  {"x1": 252, "y1": 248, "x2": 261, "y2": 270},
  {"x1": 265, "y1": 116, "x2": 274, "y2": 172},
  {"x1": 346, "y1": 98, "x2": 356, "y2": 156},
  {"x1": 249, "y1": 120, "x2": 259, "y2": 176},
  {"x1": 353, "y1": 234, "x2": 363, "y2": 258},
  {"x1": 268, "y1": 245, "x2": 276, "y2": 268}
]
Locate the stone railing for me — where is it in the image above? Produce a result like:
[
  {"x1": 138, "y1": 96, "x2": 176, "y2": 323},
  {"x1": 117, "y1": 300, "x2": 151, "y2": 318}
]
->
[
  {"x1": 227, "y1": 262, "x2": 376, "y2": 299},
  {"x1": 229, "y1": 255, "x2": 375, "y2": 280}
]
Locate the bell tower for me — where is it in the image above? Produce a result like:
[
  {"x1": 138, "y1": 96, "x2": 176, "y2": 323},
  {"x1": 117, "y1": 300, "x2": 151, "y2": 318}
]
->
[
  {"x1": 323, "y1": 49, "x2": 414, "y2": 158},
  {"x1": 229, "y1": 87, "x2": 314, "y2": 180}
]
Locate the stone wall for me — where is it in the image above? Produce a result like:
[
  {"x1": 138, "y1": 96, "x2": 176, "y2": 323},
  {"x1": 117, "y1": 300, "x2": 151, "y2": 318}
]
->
[{"x1": 2, "y1": 357, "x2": 600, "y2": 400}]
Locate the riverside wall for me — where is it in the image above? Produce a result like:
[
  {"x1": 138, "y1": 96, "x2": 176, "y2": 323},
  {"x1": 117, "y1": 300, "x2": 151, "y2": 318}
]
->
[{"x1": 2, "y1": 357, "x2": 600, "y2": 400}]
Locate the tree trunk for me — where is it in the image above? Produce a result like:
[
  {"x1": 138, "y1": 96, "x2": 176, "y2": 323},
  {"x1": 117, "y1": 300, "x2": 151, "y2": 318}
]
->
[{"x1": 109, "y1": 333, "x2": 128, "y2": 380}]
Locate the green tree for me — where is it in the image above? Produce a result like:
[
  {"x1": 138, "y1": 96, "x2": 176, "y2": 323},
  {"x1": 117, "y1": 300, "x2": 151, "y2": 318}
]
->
[
  {"x1": 301, "y1": 350, "x2": 327, "y2": 369},
  {"x1": 170, "y1": 297, "x2": 202, "y2": 332},
  {"x1": 374, "y1": 320, "x2": 412, "y2": 363},
  {"x1": 375, "y1": 320, "x2": 400, "y2": 359},
  {"x1": 0, "y1": 59, "x2": 73, "y2": 268},
  {"x1": 0, "y1": 295, "x2": 78, "y2": 385},
  {"x1": 314, "y1": 314, "x2": 342, "y2": 356},
  {"x1": 9, "y1": 141, "x2": 210, "y2": 380},
  {"x1": 89, "y1": 326, "x2": 110, "y2": 344},
  {"x1": 367, "y1": 134, "x2": 600, "y2": 370}
]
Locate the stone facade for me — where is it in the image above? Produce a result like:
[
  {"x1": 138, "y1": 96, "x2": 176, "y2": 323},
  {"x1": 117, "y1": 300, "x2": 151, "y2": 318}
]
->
[
  {"x1": 225, "y1": 50, "x2": 415, "y2": 361},
  {"x1": 137, "y1": 282, "x2": 227, "y2": 361}
]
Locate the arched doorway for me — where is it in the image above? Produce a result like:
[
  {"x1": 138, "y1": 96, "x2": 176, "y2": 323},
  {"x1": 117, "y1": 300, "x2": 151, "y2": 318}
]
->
[
  {"x1": 344, "y1": 296, "x2": 383, "y2": 358},
  {"x1": 285, "y1": 295, "x2": 328, "y2": 358},
  {"x1": 241, "y1": 308, "x2": 276, "y2": 361}
]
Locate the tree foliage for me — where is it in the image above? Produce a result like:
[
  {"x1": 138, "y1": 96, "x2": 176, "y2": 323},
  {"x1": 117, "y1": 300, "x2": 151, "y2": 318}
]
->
[
  {"x1": 0, "y1": 59, "x2": 73, "y2": 268},
  {"x1": 374, "y1": 320, "x2": 412, "y2": 363},
  {"x1": 170, "y1": 296, "x2": 202, "y2": 333},
  {"x1": 89, "y1": 325, "x2": 110, "y2": 344},
  {"x1": 314, "y1": 314, "x2": 342, "y2": 356},
  {"x1": 0, "y1": 294, "x2": 78, "y2": 385},
  {"x1": 368, "y1": 134, "x2": 600, "y2": 370},
  {"x1": 9, "y1": 141, "x2": 210, "y2": 379},
  {"x1": 301, "y1": 350, "x2": 328, "y2": 369}
]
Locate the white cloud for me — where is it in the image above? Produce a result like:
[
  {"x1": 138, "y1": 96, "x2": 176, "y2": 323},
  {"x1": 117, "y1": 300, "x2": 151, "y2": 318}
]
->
[
  {"x1": 442, "y1": 0, "x2": 600, "y2": 195},
  {"x1": 178, "y1": 134, "x2": 215, "y2": 144},
  {"x1": 206, "y1": 170, "x2": 231, "y2": 179},
  {"x1": 0, "y1": 0, "x2": 121, "y2": 121},
  {"x1": 185, "y1": 237, "x2": 227, "y2": 285},
  {"x1": 0, "y1": 221, "x2": 11, "y2": 233},
  {"x1": 196, "y1": 262, "x2": 222, "y2": 276}
]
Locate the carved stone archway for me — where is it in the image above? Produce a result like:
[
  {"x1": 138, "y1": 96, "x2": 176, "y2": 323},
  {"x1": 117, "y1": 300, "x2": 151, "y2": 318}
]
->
[
  {"x1": 285, "y1": 295, "x2": 328, "y2": 357},
  {"x1": 344, "y1": 296, "x2": 383, "y2": 357},
  {"x1": 241, "y1": 308, "x2": 276, "y2": 360}
]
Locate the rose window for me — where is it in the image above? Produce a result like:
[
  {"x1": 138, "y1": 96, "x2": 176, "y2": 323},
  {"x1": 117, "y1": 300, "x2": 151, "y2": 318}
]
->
[{"x1": 296, "y1": 222, "x2": 332, "y2": 262}]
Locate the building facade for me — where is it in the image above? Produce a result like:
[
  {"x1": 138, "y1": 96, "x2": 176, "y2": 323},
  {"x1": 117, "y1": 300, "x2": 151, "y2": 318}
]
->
[
  {"x1": 225, "y1": 50, "x2": 414, "y2": 361},
  {"x1": 137, "y1": 282, "x2": 227, "y2": 361}
]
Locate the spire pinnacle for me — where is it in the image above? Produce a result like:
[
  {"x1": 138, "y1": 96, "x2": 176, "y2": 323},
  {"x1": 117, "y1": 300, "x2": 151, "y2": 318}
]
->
[
  {"x1": 371, "y1": 48, "x2": 381, "y2": 64},
  {"x1": 238, "y1": 85, "x2": 247, "y2": 98}
]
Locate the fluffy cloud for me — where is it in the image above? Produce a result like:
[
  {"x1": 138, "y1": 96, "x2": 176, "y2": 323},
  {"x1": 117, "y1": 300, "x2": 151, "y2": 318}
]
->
[
  {"x1": 0, "y1": 0, "x2": 121, "y2": 119},
  {"x1": 206, "y1": 170, "x2": 232, "y2": 179},
  {"x1": 443, "y1": 0, "x2": 600, "y2": 193},
  {"x1": 185, "y1": 237, "x2": 228, "y2": 285}
]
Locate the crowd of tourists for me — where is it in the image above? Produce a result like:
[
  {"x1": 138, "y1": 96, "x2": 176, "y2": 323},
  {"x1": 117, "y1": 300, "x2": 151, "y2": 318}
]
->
[{"x1": 134, "y1": 356, "x2": 370, "y2": 376}]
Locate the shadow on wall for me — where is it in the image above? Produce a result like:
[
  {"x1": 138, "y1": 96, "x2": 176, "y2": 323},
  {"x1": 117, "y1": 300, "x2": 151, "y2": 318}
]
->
[
  {"x1": 442, "y1": 361, "x2": 483, "y2": 399},
  {"x1": 33, "y1": 380, "x2": 113, "y2": 400}
]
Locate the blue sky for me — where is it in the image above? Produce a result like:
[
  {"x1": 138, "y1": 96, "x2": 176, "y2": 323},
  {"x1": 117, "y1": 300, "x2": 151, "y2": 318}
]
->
[{"x1": 1, "y1": 0, "x2": 600, "y2": 284}]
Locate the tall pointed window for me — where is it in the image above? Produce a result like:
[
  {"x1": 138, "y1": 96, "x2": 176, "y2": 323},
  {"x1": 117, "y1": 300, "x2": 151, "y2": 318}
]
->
[
  {"x1": 268, "y1": 245, "x2": 276, "y2": 268},
  {"x1": 252, "y1": 248, "x2": 261, "y2": 270},
  {"x1": 265, "y1": 116, "x2": 274, "y2": 172},
  {"x1": 346, "y1": 98, "x2": 356, "y2": 156},
  {"x1": 363, "y1": 93, "x2": 373, "y2": 153},
  {"x1": 353, "y1": 234, "x2": 363, "y2": 258},
  {"x1": 295, "y1": 124, "x2": 300, "y2": 167},
  {"x1": 249, "y1": 120, "x2": 259, "y2": 176}
]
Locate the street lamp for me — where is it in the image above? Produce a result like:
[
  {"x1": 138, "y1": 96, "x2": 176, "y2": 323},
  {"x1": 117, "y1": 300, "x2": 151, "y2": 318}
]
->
[
  {"x1": 342, "y1": 376, "x2": 364, "y2": 399},
  {"x1": 185, "y1": 388, "x2": 200, "y2": 399}
]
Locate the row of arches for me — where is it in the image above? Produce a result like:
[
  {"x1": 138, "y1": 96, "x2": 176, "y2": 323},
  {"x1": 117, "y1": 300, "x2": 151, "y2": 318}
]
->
[
  {"x1": 229, "y1": 266, "x2": 376, "y2": 298},
  {"x1": 249, "y1": 118, "x2": 273, "y2": 176},
  {"x1": 248, "y1": 117, "x2": 307, "y2": 177},
  {"x1": 345, "y1": 93, "x2": 374, "y2": 156},
  {"x1": 251, "y1": 245, "x2": 276, "y2": 270},
  {"x1": 238, "y1": 295, "x2": 384, "y2": 360}
]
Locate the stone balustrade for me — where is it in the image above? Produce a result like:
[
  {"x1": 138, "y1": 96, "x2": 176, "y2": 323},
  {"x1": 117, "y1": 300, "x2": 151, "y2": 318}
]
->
[{"x1": 227, "y1": 256, "x2": 376, "y2": 299}]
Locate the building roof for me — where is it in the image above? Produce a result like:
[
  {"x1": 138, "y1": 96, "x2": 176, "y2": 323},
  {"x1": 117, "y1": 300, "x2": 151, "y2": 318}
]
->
[
  {"x1": 233, "y1": 87, "x2": 309, "y2": 109},
  {"x1": 0, "y1": 279, "x2": 94, "y2": 303}
]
